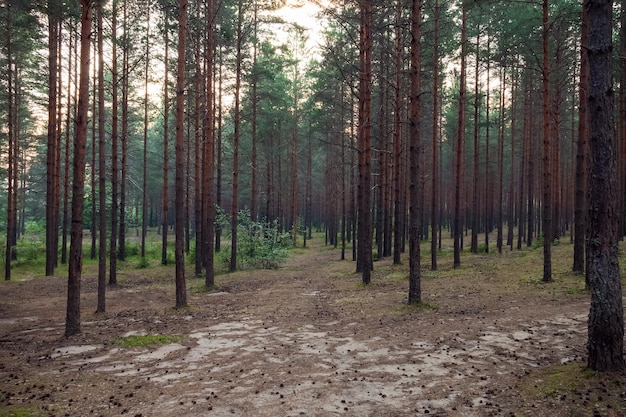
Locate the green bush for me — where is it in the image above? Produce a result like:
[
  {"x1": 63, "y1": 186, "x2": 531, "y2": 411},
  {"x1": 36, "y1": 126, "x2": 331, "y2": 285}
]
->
[{"x1": 216, "y1": 207, "x2": 292, "y2": 270}]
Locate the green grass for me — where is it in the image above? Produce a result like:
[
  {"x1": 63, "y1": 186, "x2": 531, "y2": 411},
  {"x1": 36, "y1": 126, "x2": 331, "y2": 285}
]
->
[
  {"x1": 113, "y1": 334, "x2": 184, "y2": 348},
  {"x1": 0, "y1": 408, "x2": 45, "y2": 417}
]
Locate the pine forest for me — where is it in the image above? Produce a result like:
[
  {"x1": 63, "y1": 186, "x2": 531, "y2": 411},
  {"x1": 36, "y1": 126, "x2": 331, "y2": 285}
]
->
[{"x1": 1, "y1": 0, "x2": 626, "y2": 415}]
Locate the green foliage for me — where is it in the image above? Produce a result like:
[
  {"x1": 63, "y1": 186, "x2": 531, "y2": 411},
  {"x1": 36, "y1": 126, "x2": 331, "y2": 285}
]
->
[
  {"x1": 216, "y1": 207, "x2": 292, "y2": 270},
  {"x1": 0, "y1": 408, "x2": 44, "y2": 417},
  {"x1": 113, "y1": 334, "x2": 184, "y2": 348}
]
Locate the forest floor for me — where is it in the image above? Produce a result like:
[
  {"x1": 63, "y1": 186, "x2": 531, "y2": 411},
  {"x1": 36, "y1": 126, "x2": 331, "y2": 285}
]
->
[{"x1": 2, "y1": 236, "x2": 626, "y2": 417}]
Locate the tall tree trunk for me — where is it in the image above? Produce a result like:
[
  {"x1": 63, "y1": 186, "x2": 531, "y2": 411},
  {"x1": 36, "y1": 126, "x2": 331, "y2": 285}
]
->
[
  {"x1": 119, "y1": 0, "x2": 129, "y2": 261},
  {"x1": 62, "y1": 25, "x2": 75, "y2": 265},
  {"x1": 96, "y1": 0, "x2": 107, "y2": 313},
  {"x1": 5, "y1": 2, "x2": 15, "y2": 280},
  {"x1": 408, "y1": 0, "x2": 422, "y2": 305},
  {"x1": 453, "y1": 4, "x2": 467, "y2": 268},
  {"x1": 215, "y1": 47, "x2": 223, "y2": 252},
  {"x1": 541, "y1": 0, "x2": 553, "y2": 282},
  {"x1": 471, "y1": 27, "x2": 480, "y2": 254},
  {"x1": 496, "y1": 66, "x2": 506, "y2": 253},
  {"x1": 66, "y1": 0, "x2": 93, "y2": 337},
  {"x1": 430, "y1": 0, "x2": 440, "y2": 270},
  {"x1": 574, "y1": 0, "x2": 589, "y2": 274},
  {"x1": 203, "y1": 0, "x2": 215, "y2": 288},
  {"x1": 141, "y1": 5, "x2": 151, "y2": 260},
  {"x1": 110, "y1": 0, "x2": 118, "y2": 284},
  {"x1": 392, "y1": 0, "x2": 403, "y2": 266},
  {"x1": 251, "y1": 1, "x2": 258, "y2": 222},
  {"x1": 484, "y1": 37, "x2": 491, "y2": 253},
  {"x1": 162, "y1": 28, "x2": 170, "y2": 266},
  {"x1": 46, "y1": 7, "x2": 59, "y2": 276},
  {"x1": 174, "y1": 0, "x2": 188, "y2": 309},
  {"x1": 230, "y1": 0, "x2": 243, "y2": 272},
  {"x1": 357, "y1": 0, "x2": 373, "y2": 284},
  {"x1": 194, "y1": 39, "x2": 202, "y2": 276},
  {"x1": 586, "y1": 0, "x2": 624, "y2": 372}
]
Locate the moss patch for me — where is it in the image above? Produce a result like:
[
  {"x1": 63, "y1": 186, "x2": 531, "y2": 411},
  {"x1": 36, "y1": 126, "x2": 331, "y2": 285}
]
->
[{"x1": 113, "y1": 334, "x2": 184, "y2": 348}]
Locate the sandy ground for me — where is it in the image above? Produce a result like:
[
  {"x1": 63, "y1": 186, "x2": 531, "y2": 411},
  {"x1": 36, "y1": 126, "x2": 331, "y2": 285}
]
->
[{"x1": 0, "y1": 238, "x2": 624, "y2": 416}]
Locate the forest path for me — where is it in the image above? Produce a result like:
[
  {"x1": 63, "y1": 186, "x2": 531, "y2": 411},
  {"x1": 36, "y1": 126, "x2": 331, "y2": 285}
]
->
[{"x1": 0, "y1": 237, "x2": 616, "y2": 416}]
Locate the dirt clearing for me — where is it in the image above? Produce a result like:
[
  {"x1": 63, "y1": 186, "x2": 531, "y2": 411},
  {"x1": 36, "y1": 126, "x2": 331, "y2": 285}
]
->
[{"x1": 1, "y1": 239, "x2": 625, "y2": 416}]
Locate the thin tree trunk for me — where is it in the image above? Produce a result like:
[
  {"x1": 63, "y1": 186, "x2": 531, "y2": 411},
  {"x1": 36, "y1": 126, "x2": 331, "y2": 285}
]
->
[
  {"x1": 454, "y1": 4, "x2": 467, "y2": 268},
  {"x1": 5, "y1": 2, "x2": 15, "y2": 280},
  {"x1": 392, "y1": 0, "x2": 403, "y2": 266},
  {"x1": 46, "y1": 8, "x2": 59, "y2": 276},
  {"x1": 357, "y1": 0, "x2": 373, "y2": 283},
  {"x1": 66, "y1": 0, "x2": 92, "y2": 337},
  {"x1": 430, "y1": 0, "x2": 440, "y2": 270},
  {"x1": 408, "y1": 0, "x2": 422, "y2": 305},
  {"x1": 119, "y1": 0, "x2": 129, "y2": 261},
  {"x1": 203, "y1": 0, "x2": 215, "y2": 287},
  {"x1": 496, "y1": 66, "x2": 505, "y2": 253},
  {"x1": 574, "y1": 0, "x2": 589, "y2": 273},
  {"x1": 62, "y1": 25, "x2": 75, "y2": 265},
  {"x1": 542, "y1": 0, "x2": 553, "y2": 282},
  {"x1": 162, "y1": 28, "x2": 170, "y2": 266},
  {"x1": 141, "y1": 5, "x2": 151, "y2": 260},
  {"x1": 110, "y1": 0, "x2": 118, "y2": 284},
  {"x1": 96, "y1": 1, "x2": 107, "y2": 313},
  {"x1": 174, "y1": 0, "x2": 188, "y2": 309},
  {"x1": 471, "y1": 28, "x2": 480, "y2": 254},
  {"x1": 230, "y1": 0, "x2": 243, "y2": 272}
]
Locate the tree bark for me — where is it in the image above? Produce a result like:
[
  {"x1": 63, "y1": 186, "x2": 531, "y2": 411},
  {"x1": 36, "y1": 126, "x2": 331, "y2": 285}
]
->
[
  {"x1": 430, "y1": 0, "x2": 439, "y2": 270},
  {"x1": 110, "y1": 0, "x2": 118, "y2": 285},
  {"x1": 66, "y1": 0, "x2": 93, "y2": 337},
  {"x1": 96, "y1": 0, "x2": 107, "y2": 313},
  {"x1": 174, "y1": 0, "x2": 188, "y2": 309},
  {"x1": 408, "y1": 0, "x2": 422, "y2": 305},
  {"x1": 162, "y1": 27, "x2": 170, "y2": 266},
  {"x1": 541, "y1": 0, "x2": 553, "y2": 282},
  {"x1": 230, "y1": 0, "x2": 243, "y2": 273},
  {"x1": 46, "y1": 7, "x2": 59, "y2": 277},
  {"x1": 453, "y1": 4, "x2": 467, "y2": 268},
  {"x1": 357, "y1": 0, "x2": 373, "y2": 284},
  {"x1": 574, "y1": 1, "x2": 589, "y2": 274},
  {"x1": 586, "y1": 0, "x2": 624, "y2": 372}
]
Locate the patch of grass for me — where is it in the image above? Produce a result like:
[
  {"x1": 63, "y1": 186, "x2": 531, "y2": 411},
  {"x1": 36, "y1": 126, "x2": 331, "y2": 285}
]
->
[
  {"x1": 521, "y1": 363, "x2": 626, "y2": 415},
  {"x1": 397, "y1": 300, "x2": 438, "y2": 314},
  {"x1": 190, "y1": 282, "x2": 221, "y2": 294},
  {"x1": 113, "y1": 334, "x2": 184, "y2": 348},
  {"x1": 0, "y1": 408, "x2": 45, "y2": 417},
  {"x1": 385, "y1": 272, "x2": 407, "y2": 281}
]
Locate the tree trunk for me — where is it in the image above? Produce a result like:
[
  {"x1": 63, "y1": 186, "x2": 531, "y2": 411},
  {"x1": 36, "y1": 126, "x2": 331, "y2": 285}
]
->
[
  {"x1": 392, "y1": 0, "x2": 403, "y2": 266},
  {"x1": 408, "y1": 0, "x2": 422, "y2": 305},
  {"x1": 110, "y1": 0, "x2": 118, "y2": 285},
  {"x1": 357, "y1": 0, "x2": 373, "y2": 284},
  {"x1": 66, "y1": 0, "x2": 93, "y2": 337},
  {"x1": 141, "y1": 5, "x2": 151, "y2": 260},
  {"x1": 174, "y1": 0, "x2": 188, "y2": 309},
  {"x1": 203, "y1": 0, "x2": 215, "y2": 288},
  {"x1": 586, "y1": 0, "x2": 624, "y2": 372},
  {"x1": 5, "y1": 2, "x2": 15, "y2": 280},
  {"x1": 430, "y1": 0, "x2": 440, "y2": 270},
  {"x1": 471, "y1": 28, "x2": 480, "y2": 255},
  {"x1": 46, "y1": 8, "x2": 59, "y2": 277},
  {"x1": 230, "y1": 0, "x2": 243, "y2": 273},
  {"x1": 541, "y1": 0, "x2": 552, "y2": 282},
  {"x1": 96, "y1": 1, "x2": 107, "y2": 313},
  {"x1": 453, "y1": 4, "x2": 467, "y2": 268},
  {"x1": 119, "y1": 0, "x2": 129, "y2": 261},
  {"x1": 162, "y1": 27, "x2": 170, "y2": 266},
  {"x1": 574, "y1": 0, "x2": 589, "y2": 273}
]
